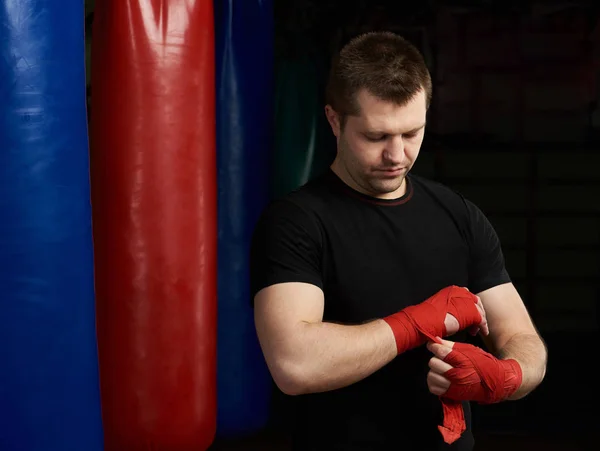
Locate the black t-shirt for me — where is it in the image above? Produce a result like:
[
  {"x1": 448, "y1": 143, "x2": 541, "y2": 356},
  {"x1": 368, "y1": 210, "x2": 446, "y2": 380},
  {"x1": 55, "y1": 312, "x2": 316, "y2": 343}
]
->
[{"x1": 250, "y1": 169, "x2": 511, "y2": 451}]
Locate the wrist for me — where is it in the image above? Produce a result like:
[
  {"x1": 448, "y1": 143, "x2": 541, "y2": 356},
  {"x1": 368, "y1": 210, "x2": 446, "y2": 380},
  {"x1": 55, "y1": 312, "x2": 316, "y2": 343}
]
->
[
  {"x1": 500, "y1": 358, "x2": 523, "y2": 400},
  {"x1": 382, "y1": 310, "x2": 422, "y2": 355},
  {"x1": 383, "y1": 301, "x2": 443, "y2": 354}
]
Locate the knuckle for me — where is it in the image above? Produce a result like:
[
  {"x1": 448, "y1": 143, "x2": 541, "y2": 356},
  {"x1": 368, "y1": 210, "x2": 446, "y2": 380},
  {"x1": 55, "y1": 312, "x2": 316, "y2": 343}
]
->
[
  {"x1": 427, "y1": 377, "x2": 436, "y2": 391},
  {"x1": 427, "y1": 378, "x2": 436, "y2": 391}
]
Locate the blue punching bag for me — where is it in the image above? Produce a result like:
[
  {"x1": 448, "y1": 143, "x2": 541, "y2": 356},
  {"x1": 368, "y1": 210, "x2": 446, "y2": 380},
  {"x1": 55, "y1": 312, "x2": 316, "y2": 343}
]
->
[
  {"x1": 0, "y1": 2, "x2": 104, "y2": 450},
  {"x1": 215, "y1": 0, "x2": 274, "y2": 437}
]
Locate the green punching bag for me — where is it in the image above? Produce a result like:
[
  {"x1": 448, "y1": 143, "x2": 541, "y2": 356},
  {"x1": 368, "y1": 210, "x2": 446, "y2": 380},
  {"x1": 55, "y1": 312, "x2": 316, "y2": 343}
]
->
[{"x1": 273, "y1": 56, "x2": 335, "y2": 198}]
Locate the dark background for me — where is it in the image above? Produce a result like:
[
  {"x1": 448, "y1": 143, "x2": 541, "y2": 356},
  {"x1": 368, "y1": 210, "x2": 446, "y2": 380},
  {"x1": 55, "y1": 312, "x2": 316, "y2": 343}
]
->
[
  {"x1": 211, "y1": 0, "x2": 598, "y2": 449},
  {"x1": 83, "y1": 0, "x2": 598, "y2": 449}
]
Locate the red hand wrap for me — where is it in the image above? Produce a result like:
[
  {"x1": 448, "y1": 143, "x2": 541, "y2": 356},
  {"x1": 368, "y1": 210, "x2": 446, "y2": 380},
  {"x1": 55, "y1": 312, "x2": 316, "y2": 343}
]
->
[
  {"x1": 437, "y1": 342, "x2": 523, "y2": 444},
  {"x1": 383, "y1": 286, "x2": 481, "y2": 354}
]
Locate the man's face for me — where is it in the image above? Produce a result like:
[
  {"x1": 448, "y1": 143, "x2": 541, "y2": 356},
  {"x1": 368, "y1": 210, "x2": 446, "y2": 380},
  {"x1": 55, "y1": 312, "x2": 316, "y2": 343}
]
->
[{"x1": 327, "y1": 88, "x2": 427, "y2": 199}]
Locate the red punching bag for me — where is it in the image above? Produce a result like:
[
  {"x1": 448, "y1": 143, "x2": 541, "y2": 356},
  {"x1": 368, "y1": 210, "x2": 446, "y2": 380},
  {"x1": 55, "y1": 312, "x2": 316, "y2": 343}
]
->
[{"x1": 89, "y1": 1, "x2": 217, "y2": 449}]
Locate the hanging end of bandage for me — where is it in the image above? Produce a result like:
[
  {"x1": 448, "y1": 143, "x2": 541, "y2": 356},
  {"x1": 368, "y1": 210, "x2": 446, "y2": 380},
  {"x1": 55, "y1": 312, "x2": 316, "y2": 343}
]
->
[
  {"x1": 438, "y1": 397, "x2": 467, "y2": 444},
  {"x1": 438, "y1": 424, "x2": 465, "y2": 444}
]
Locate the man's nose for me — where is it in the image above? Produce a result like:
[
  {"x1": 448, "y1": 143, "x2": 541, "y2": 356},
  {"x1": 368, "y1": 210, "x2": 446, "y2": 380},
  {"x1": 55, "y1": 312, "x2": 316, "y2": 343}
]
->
[{"x1": 382, "y1": 136, "x2": 406, "y2": 165}]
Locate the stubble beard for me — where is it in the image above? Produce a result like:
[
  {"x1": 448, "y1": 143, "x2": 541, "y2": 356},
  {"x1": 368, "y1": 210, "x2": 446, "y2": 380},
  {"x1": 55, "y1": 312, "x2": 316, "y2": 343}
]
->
[{"x1": 363, "y1": 172, "x2": 406, "y2": 197}]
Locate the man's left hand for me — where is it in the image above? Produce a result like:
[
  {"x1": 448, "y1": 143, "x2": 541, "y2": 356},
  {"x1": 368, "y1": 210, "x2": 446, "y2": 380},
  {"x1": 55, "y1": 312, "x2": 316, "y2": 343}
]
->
[
  {"x1": 426, "y1": 338, "x2": 454, "y2": 396},
  {"x1": 426, "y1": 337, "x2": 523, "y2": 404}
]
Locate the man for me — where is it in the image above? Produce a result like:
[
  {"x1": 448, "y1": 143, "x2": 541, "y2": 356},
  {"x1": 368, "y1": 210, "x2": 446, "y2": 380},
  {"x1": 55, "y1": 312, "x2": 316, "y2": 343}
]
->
[{"x1": 249, "y1": 31, "x2": 547, "y2": 450}]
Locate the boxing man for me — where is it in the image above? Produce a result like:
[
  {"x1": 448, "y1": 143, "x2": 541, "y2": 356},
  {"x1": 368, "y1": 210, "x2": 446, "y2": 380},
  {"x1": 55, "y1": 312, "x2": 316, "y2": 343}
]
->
[{"x1": 250, "y1": 31, "x2": 547, "y2": 450}]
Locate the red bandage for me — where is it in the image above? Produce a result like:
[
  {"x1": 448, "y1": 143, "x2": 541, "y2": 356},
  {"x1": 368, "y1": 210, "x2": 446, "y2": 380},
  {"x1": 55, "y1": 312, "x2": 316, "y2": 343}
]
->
[
  {"x1": 437, "y1": 342, "x2": 523, "y2": 444},
  {"x1": 383, "y1": 286, "x2": 481, "y2": 354}
]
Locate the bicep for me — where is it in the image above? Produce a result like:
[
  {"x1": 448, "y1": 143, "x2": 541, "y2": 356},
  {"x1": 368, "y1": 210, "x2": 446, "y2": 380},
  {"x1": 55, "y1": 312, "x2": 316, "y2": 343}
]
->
[
  {"x1": 477, "y1": 282, "x2": 538, "y2": 353},
  {"x1": 254, "y1": 282, "x2": 324, "y2": 369}
]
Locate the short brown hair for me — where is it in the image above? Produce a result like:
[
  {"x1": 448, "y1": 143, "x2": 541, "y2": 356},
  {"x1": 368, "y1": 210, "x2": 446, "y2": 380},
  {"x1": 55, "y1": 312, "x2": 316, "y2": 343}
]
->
[{"x1": 326, "y1": 31, "x2": 432, "y2": 125}]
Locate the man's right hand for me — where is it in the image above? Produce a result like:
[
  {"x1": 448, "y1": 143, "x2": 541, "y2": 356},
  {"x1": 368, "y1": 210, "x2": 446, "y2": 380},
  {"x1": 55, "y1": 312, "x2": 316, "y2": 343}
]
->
[
  {"x1": 384, "y1": 285, "x2": 487, "y2": 355},
  {"x1": 444, "y1": 293, "x2": 488, "y2": 337}
]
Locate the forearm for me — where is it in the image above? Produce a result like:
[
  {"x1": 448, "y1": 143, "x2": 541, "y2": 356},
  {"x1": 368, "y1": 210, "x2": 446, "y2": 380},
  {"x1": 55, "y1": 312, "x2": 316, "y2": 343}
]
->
[
  {"x1": 497, "y1": 333, "x2": 547, "y2": 400},
  {"x1": 273, "y1": 319, "x2": 397, "y2": 395}
]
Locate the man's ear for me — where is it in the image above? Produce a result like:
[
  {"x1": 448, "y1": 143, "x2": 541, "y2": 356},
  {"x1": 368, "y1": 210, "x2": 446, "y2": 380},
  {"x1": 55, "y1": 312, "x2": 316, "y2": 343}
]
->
[{"x1": 324, "y1": 105, "x2": 341, "y2": 138}]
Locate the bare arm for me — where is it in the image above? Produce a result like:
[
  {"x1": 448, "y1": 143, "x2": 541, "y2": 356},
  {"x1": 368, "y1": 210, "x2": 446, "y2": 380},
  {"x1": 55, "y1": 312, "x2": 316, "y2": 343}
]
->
[
  {"x1": 478, "y1": 283, "x2": 547, "y2": 400},
  {"x1": 254, "y1": 282, "x2": 397, "y2": 395}
]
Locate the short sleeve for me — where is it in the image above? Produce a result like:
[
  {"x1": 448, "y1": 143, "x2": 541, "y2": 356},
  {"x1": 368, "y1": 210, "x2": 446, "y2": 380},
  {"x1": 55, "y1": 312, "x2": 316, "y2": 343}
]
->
[
  {"x1": 249, "y1": 199, "x2": 323, "y2": 304},
  {"x1": 464, "y1": 198, "x2": 511, "y2": 294}
]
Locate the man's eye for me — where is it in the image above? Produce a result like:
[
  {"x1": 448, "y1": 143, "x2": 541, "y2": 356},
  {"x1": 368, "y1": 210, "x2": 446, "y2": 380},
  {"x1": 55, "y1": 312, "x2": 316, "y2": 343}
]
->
[{"x1": 366, "y1": 135, "x2": 385, "y2": 142}]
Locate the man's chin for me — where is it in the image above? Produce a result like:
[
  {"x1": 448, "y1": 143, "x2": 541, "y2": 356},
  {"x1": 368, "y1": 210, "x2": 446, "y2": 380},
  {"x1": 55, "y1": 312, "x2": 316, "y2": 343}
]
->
[{"x1": 369, "y1": 177, "x2": 406, "y2": 197}]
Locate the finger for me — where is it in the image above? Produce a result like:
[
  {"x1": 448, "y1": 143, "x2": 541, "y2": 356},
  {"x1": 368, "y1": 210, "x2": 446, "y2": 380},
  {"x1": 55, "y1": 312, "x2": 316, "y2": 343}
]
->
[
  {"x1": 430, "y1": 335, "x2": 444, "y2": 345},
  {"x1": 478, "y1": 312, "x2": 489, "y2": 336},
  {"x1": 426, "y1": 339, "x2": 442, "y2": 353},
  {"x1": 435, "y1": 338, "x2": 455, "y2": 348},
  {"x1": 475, "y1": 297, "x2": 485, "y2": 319},
  {"x1": 427, "y1": 370, "x2": 451, "y2": 396},
  {"x1": 480, "y1": 319, "x2": 489, "y2": 336},
  {"x1": 428, "y1": 355, "x2": 454, "y2": 374},
  {"x1": 475, "y1": 299, "x2": 489, "y2": 336},
  {"x1": 426, "y1": 339, "x2": 455, "y2": 359}
]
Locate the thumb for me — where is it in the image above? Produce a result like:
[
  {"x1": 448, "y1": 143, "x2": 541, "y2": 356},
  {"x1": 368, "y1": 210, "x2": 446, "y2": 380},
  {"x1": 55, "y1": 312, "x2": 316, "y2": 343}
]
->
[
  {"x1": 426, "y1": 337, "x2": 456, "y2": 359},
  {"x1": 435, "y1": 337, "x2": 455, "y2": 349}
]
